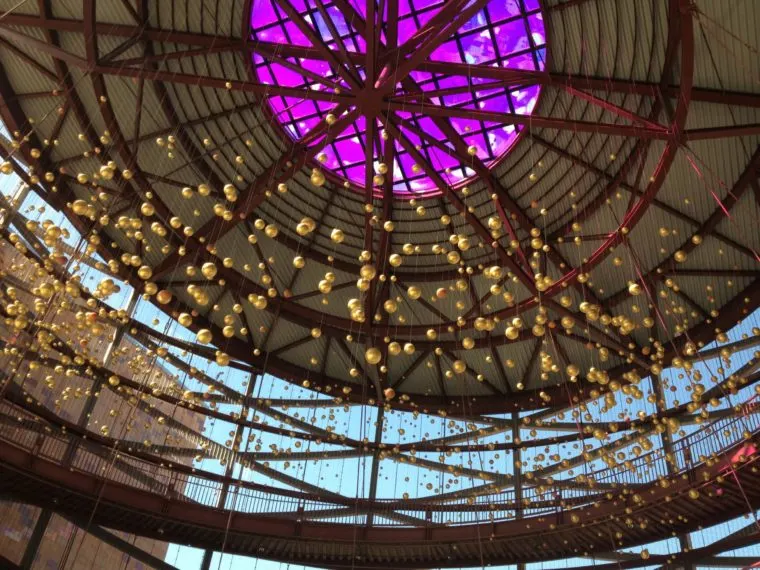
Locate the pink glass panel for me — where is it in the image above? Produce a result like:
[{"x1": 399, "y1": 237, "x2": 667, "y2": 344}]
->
[{"x1": 250, "y1": 0, "x2": 546, "y2": 196}]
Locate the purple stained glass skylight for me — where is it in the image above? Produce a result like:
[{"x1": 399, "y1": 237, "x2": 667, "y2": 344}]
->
[{"x1": 249, "y1": 0, "x2": 546, "y2": 197}]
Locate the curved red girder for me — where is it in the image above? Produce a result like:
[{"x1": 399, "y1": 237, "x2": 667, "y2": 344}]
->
[{"x1": 1, "y1": 404, "x2": 758, "y2": 568}]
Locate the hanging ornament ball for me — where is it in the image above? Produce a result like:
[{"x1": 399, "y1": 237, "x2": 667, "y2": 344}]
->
[
  {"x1": 360, "y1": 264, "x2": 377, "y2": 280},
  {"x1": 137, "y1": 265, "x2": 153, "y2": 280},
  {"x1": 310, "y1": 168, "x2": 326, "y2": 187},
  {"x1": 383, "y1": 387, "x2": 396, "y2": 400},
  {"x1": 201, "y1": 262, "x2": 218, "y2": 279},
  {"x1": 156, "y1": 290, "x2": 173, "y2": 305},
  {"x1": 365, "y1": 347, "x2": 382, "y2": 365},
  {"x1": 331, "y1": 228, "x2": 345, "y2": 243},
  {"x1": 447, "y1": 251, "x2": 461, "y2": 265},
  {"x1": 196, "y1": 329, "x2": 213, "y2": 344},
  {"x1": 674, "y1": 250, "x2": 687, "y2": 263},
  {"x1": 452, "y1": 360, "x2": 467, "y2": 374}
]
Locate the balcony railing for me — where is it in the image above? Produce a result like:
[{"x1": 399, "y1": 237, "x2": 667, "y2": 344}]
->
[{"x1": 1, "y1": 399, "x2": 758, "y2": 527}]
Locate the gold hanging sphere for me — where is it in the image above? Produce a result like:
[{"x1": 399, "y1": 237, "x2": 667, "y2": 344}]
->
[
  {"x1": 293, "y1": 256, "x2": 305, "y2": 269},
  {"x1": 310, "y1": 168, "x2": 326, "y2": 187},
  {"x1": 137, "y1": 265, "x2": 153, "y2": 280},
  {"x1": 388, "y1": 341, "x2": 402, "y2": 356},
  {"x1": 365, "y1": 347, "x2": 382, "y2": 365},
  {"x1": 628, "y1": 282, "x2": 643, "y2": 296},
  {"x1": 452, "y1": 360, "x2": 467, "y2": 374},
  {"x1": 407, "y1": 286, "x2": 422, "y2": 300},
  {"x1": 201, "y1": 262, "x2": 217, "y2": 279},
  {"x1": 360, "y1": 264, "x2": 377, "y2": 280},
  {"x1": 196, "y1": 329, "x2": 213, "y2": 344},
  {"x1": 674, "y1": 250, "x2": 687, "y2": 263},
  {"x1": 71, "y1": 199, "x2": 89, "y2": 215},
  {"x1": 383, "y1": 387, "x2": 396, "y2": 400},
  {"x1": 388, "y1": 253, "x2": 402, "y2": 267},
  {"x1": 331, "y1": 228, "x2": 345, "y2": 243},
  {"x1": 462, "y1": 337, "x2": 475, "y2": 350},
  {"x1": 156, "y1": 290, "x2": 173, "y2": 304}
]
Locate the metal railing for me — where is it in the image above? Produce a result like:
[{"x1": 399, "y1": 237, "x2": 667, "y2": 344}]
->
[{"x1": 1, "y1": 400, "x2": 758, "y2": 527}]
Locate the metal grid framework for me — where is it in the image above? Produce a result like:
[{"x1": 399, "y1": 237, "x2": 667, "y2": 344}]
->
[
  {"x1": 0, "y1": 0, "x2": 759, "y2": 566},
  {"x1": 249, "y1": 0, "x2": 545, "y2": 195}
]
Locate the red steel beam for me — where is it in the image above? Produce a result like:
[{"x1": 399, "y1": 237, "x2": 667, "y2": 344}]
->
[
  {"x1": 3, "y1": 14, "x2": 759, "y2": 107},
  {"x1": 605, "y1": 145, "x2": 760, "y2": 306},
  {"x1": 385, "y1": 100, "x2": 671, "y2": 138},
  {"x1": 381, "y1": 114, "x2": 537, "y2": 293}
]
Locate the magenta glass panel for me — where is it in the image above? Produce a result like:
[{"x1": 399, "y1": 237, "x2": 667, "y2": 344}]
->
[{"x1": 249, "y1": 0, "x2": 546, "y2": 197}]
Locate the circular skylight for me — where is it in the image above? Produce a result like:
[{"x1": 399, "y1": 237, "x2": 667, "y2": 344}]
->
[{"x1": 249, "y1": 0, "x2": 546, "y2": 197}]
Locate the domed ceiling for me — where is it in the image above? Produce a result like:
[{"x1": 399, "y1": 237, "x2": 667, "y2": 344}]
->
[{"x1": 0, "y1": 0, "x2": 758, "y2": 417}]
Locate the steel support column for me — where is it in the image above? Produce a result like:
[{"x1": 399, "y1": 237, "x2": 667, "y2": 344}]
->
[
  {"x1": 365, "y1": 407, "x2": 386, "y2": 528},
  {"x1": 201, "y1": 372, "x2": 259, "y2": 568},
  {"x1": 512, "y1": 412, "x2": 525, "y2": 570},
  {"x1": 19, "y1": 508, "x2": 52, "y2": 570}
]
